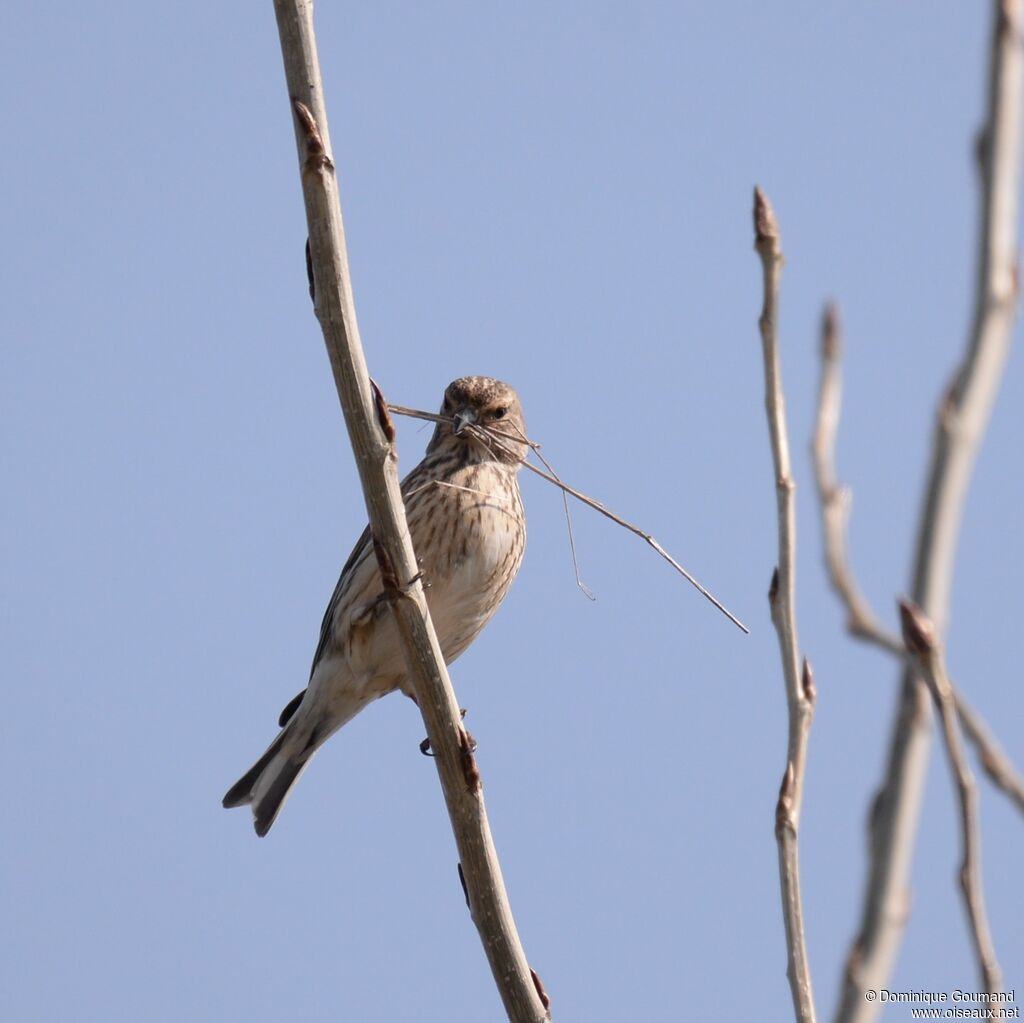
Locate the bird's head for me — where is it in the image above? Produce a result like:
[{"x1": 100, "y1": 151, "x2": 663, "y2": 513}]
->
[{"x1": 427, "y1": 376, "x2": 527, "y2": 465}]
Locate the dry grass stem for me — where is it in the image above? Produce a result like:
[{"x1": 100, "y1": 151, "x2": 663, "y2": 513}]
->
[
  {"x1": 406, "y1": 479, "x2": 493, "y2": 500},
  {"x1": 899, "y1": 601, "x2": 1003, "y2": 997},
  {"x1": 512, "y1": 425, "x2": 596, "y2": 602},
  {"x1": 837, "y1": 5, "x2": 1023, "y2": 1015},
  {"x1": 274, "y1": 4, "x2": 549, "y2": 1020},
  {"x1": 498, "y1": 417, "x2": 596, "y2": 601},
  {"x1": 754, "y1": 186, "x2": 817, "y2": 1023},
  {"x1": 811, "y1": 305, "x2": 1024, "y2": 816},
  {"x1": 389, "y1": 404, "x2": 747, "y2": 631}
]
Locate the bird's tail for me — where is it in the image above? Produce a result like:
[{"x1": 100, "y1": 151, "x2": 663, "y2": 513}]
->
[
  {"x1": 222, "y1": 727, "x2": 313, "y2": 837},
  {"x1": 223, "y1": 673, "x2": 369, "y2": 836}
]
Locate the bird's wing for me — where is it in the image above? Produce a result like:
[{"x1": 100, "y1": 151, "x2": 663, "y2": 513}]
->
[
  {"x1": 303, "y1": 456, "x2": 441, "y2": 686},
  {"x1": 277, "y1": 520, "x2": 382, "y2": 726},
  {"x1": 308, "y1": 522, "x2": 374, "y2": 680}
]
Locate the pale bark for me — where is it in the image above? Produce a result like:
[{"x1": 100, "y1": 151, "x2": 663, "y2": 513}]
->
[
  {"x1": 811, "y1": 305, "x2": 1024, "y2": 817},
  {"x1": 755, "y1": 187, "x2": 817, "y2": 1023},
  {"x1": 272, "y1": 4, "x2": 550, "y2": 1020},
  {"x1": 899, "y1": 602, "x2": 1002, "y2": 997},
  {"x1": 836, "y1": 3, "x2": 1022, "y2": 1019}
]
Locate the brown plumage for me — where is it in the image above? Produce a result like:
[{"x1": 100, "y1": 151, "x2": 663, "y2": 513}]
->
[{"x1": 223, "y1": 376, "x2": 528, "y2": 836}]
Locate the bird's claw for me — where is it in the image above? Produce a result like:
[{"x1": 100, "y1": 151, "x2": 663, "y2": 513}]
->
[
  {"x1": 459, "y1": 709, "x2": 477, "y2": 752},
  {"x1": 418, "y1": 710, "x2": 475, "y2": 756}
]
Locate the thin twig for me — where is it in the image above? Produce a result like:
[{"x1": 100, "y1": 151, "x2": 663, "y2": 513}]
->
[
  {"x1": 388, "y1": 404, "x2": 455, "y2": 428},
  {"x1": 955, "y1": 699, "x2": 1024, "y2": 814},
  {"x1": 811, "y1": 304, "x2": 1024, "y2": 815},
  {"x1": 553, "y1": 478, "x2": 595, "y2": 601},
  {"x1": 754, "y1": 186, "x2": 817, "y2": 1023},
  {"x1": 899, "y1": 601, "x2": 1002, "y2": 997},
  {"x1": 273, "y1": 5, "x2": 549, "y2": 1021},
  {"x1": 811, "y1": 305, "x2": 902, "y2": 653},
  {"x1": 406, "y1": 479, "x2": 493, "y2": 500},
  {"x1": 389, "y1": 404, "x2": 748, "y2": 632},
  {"x1": 837, "y1": 4, "x2": 1023, "y2": 1017},
  {"x1": 511, "y1": 423, "x2": 596, "y2": 601}
]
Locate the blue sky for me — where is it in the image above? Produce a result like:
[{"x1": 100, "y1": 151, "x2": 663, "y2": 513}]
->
[{"x1": 2, "y1": 3, "x2": 1022, "y2": 1020}]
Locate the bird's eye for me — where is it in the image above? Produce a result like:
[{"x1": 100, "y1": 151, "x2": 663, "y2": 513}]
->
[{"x1": 491, "y1": 407, "x2": 508, "y2": 420}]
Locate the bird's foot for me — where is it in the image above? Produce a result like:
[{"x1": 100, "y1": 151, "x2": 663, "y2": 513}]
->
[{"x1": 418, "y1": 708, "x2": 475, "y2": 756}]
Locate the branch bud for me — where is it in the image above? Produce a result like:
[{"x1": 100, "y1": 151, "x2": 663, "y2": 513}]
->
[
  {"x1": 822, "y1": 302, "x2": 842, "y2": 360},
  {"x1": 802, "y1": 658, "x2": 817, "y2": 706},
  {"x1": 899, "y1": 599, "x2": 936, "y2": 659},
  {"x1": 753, "y1": 186, "x2": 782, "y2": 256}
]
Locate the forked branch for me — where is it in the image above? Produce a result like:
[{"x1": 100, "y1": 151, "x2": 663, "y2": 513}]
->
[
  {"x1": 811, "y1": 305, "x2": 1024, "y2": 816},
  {"x1": 899, "y1": 601, "x2": 1002, "y2": 997},
  {"x1": 836, "y1": 1, "x2": 1023, "y2": 1017}
]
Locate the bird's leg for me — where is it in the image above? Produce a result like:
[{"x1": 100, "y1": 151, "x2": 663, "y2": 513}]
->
[
  {"x1": 404, "y1": 692, "x2": 434, "y2": 756},
  {"x1": 419, "y1": 707, "x2": 475, "y2": 756}
]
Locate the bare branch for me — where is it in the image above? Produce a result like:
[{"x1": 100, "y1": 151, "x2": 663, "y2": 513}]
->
[
  {"x1": 837, "y1": 2, "x2": 1023, "y2": 1017},
  {"x1": 955, "y1": 697, "x2": 1024, "y2": 814},
  {"x1": 899, "y1": 601, "x2": 1002, "y2": 997},
  {"x1": 810, "y1": 305, "x2": 1024, "y2": 815},
  {"x1": 754, "y1": 187, "x2": 817, "y2": 1023},
  {"x1": 272, "y1": 4, "x2": 548, "y2": 1020},
  {"x1": 811, "y1": 305, "x2": 905, "y2": 655}
]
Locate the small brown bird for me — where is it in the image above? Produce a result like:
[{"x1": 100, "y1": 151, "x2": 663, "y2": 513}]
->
[{"x1": 223, "y1": 376, "x2": 528, "y2": 835}]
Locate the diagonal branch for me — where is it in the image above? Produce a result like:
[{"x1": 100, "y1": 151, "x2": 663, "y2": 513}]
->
[
  {"x1": 755, "y1": 187, "x2": 817, "y2": 1023},
  {"x1": 388, "y1": 403, "x2": 749, "y2": 632},
  {"x1": 899, "y1": 601, "x2": 1002, "y2": 997},
  {"x1": 811, "y1": 304, "x2": 1024, "y2": 816},
  {"x1": 955, "y1": 699, "x2": 1024, "y2": 814},
  {"x1": 273, "y1": 4, "x2": 549, "y2": 1020},
  {"x1": 836, "y1": 2, "x2": 1023, "y2": 1019}
]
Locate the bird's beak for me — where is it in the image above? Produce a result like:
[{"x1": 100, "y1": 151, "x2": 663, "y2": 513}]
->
[{"x1": 453, "y1": 408, "x2": 477, "y2": 435}]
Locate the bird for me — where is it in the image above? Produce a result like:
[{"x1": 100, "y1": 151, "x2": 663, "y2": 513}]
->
[{"x1": 223, "y1": 375, "x2": 528, "y2": 836}]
